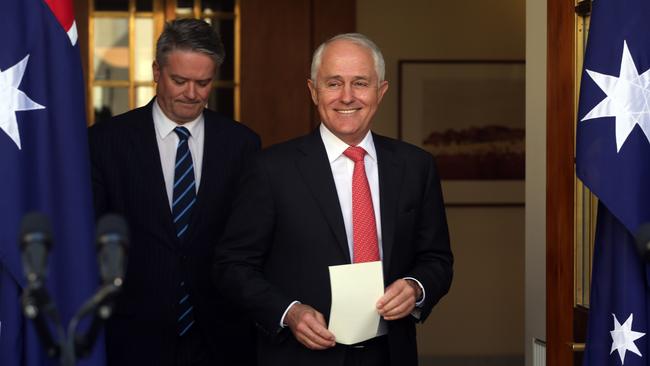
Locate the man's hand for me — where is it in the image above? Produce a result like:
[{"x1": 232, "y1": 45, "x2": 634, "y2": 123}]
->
[
  {"x1": 285, "y1": 303, "x2": 336, "y2": 350},
  {"x1": 376, "y1": 279, "x2": 421, "y2": 321}
]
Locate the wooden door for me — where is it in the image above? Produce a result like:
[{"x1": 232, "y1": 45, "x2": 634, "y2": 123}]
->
[
  {"x1": 547, "y1": 0, "x2": 592, "y2": 365},
  {"x1": 239, "y1": 0, "x2": 356, "y2": 147}
]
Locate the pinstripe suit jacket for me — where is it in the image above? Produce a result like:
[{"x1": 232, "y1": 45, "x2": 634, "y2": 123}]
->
[{"x1": 89, "y1": 100, "x2": 260, "y2": 366}]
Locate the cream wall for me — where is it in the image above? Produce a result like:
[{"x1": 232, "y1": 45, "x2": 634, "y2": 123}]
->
[
  {"x1": 357, "y1": 0, "x2": 527, "y2": 363},
  {"x1": 525, "y1": 0, "x2": 546, "y2": 366},
  {"x1": 357, "y1": 0, "x2": 525, "y2": 138},
  {"x1": 421, "y1": 208, "x2": 525, "y2": 356}
]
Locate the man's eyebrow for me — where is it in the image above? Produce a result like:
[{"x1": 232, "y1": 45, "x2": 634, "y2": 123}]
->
[
  {"x1": 322, "y1": 75, "x2": 371, "y2": 80},
  {"x1": 170, "y1": 74, "x2": 213, "y2": 83}
]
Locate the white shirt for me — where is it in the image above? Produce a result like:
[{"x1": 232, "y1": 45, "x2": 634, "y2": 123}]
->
[
  {"x1": 152, "y1": 98, "x2": 204, "y2": 209},
  {"x1": 319, "y1": 124, "x2": 383, "y2": 260}
]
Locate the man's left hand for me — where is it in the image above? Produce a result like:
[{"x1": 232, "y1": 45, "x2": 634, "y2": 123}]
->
[{"x1": 376, "y1": 279, "x2": 421, "y2": 320}]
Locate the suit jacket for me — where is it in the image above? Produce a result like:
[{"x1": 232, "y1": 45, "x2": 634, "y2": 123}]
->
[
  {"x1": 89, "y1": 100, "x2": 260, "y2": 366},
  {"x1": 214, "y1": 129, "x2": 453, "y2": 366}
]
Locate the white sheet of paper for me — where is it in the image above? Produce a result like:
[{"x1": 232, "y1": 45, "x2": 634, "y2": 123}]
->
[{"x1": 328, "y1": 261, "x2": 384, "y2": 345}]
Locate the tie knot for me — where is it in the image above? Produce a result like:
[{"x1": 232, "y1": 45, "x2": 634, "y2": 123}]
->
[
  {"x1": 343, "y1": 146, "x2": 367, "y2": 162},
  {"x1": 174, "y1": 126, "x2": 191, "y2": 141}
]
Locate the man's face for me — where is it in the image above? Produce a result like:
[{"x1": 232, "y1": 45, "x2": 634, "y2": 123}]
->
[
  {"x1": 307, "y1": 40, "x2": 388, "y2": 146},
  {"x1": 153, "y1": 50, "x2": 216, "y2": 124}
]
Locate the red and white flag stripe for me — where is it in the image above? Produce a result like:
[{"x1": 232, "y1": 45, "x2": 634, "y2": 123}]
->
[{"x1": 44, "y1": 0, "x2": 77, "y2": 45}]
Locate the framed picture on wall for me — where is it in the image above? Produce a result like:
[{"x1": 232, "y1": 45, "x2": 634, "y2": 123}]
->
[{"x1": 398, "y1": 60, "x2": 525, "y2": 206}]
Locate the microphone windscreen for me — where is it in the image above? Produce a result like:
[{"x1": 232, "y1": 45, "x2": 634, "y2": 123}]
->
[
  {"x1": 20, "y1": 212, "x2": 52, "y2": 250},
  {"x1": 96, "y1": 214, "x2": 129, "y2": 249},
  {"x1": 634, "y1": 222, "x2": 650, "y2": 261}
]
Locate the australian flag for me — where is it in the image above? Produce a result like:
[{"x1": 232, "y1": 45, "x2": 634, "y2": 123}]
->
[
  {"x1": 0, "y1": 1, "x2": 104, "y2": 365},
  {"x1": 576, "y1": 0, "x2": 650, "y2": 365}
]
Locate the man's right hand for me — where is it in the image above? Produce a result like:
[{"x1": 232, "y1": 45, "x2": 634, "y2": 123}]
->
[{"x1": 285, "y1": 303, "x2": 336, "y2": 350}]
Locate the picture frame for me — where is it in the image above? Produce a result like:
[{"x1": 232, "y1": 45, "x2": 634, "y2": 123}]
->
[{"x1": 398, "y1": 60, "x2": 525, "y2": 206}]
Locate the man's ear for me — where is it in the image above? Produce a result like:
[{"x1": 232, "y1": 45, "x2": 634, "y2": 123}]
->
[
  {"x1": 153, "y1": 60, "x2": 161, "y2": 83},
  {"x1": 377, "y1": 80, "x2": 389, "y2": 104},
  {"x1": 307, "y1": 79, "x2": 319, "y2": 105}
]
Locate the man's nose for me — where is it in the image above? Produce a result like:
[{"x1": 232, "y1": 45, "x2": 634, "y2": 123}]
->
[
  {"x1": 340, "y1": 84, "x2": 354, "y2": 103},
  {"x1": 184, "y1": 82, "x2": 196, "y2": 99}
]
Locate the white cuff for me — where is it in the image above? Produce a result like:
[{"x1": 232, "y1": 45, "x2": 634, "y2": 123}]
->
[
  {"x1": 403, "y1": 277, "x2": 425, "y2": 307},
  {"x1": 279, "y1": 300, "x2": 301, "y2": 328}
]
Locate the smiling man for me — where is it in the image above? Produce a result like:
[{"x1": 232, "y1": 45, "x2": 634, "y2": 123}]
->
[
  {"x1": 89, "y1": 19, "x2": 260, "y2": 366},
  {"x1": 214, "y1": 33, "x2": 454, "y2": 366}
]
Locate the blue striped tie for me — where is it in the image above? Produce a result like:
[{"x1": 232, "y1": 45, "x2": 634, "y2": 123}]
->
[{"x1": 172, "y1": 126, "x2": 195, "y2": 336}]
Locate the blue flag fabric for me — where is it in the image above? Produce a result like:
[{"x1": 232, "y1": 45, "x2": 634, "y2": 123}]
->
[
  {"x1": 576, "y1": 0, "x2": 650, "y2": 365},
  {"x1": 0, "y1": 0, "x2": 105, "y2": 365},
  {"x1": 584, "y1": 204, "x2": 648, "y2": 366}
]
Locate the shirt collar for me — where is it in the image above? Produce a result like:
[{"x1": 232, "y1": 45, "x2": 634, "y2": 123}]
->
[
  {"x1": 152, "y1": 97, "x2": 204, "y2": 140},
  {"x1": 319, "y1": 123, "x2": 376, "y2": 163}
]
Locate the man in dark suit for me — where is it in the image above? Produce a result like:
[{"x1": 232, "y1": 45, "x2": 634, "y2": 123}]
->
[
  {"x1": 214, "y1": 33, "x2": 453, "y2": 366},
  {"x1": 89, "y1": 19, "x2": 259, "y2": 366}
]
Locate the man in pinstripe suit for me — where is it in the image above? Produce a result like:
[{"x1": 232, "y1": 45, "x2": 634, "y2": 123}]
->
[{"x1": 89, "y1": 19, "x2": 259, "y2": 366}]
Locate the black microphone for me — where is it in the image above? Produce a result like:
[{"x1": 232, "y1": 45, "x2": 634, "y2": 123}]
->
[
  {"x1": 20, "y1": 212, "x2": 52, "y2": 287},
  {"x1": 73, "y1": 214, "x2": 129, "y2": 358},
  {"x1": 19, "y1": 212, "x2": 60, "y2": 358},
  {"x1": 71, "y1": 214, "x2": 129, "y2": 321},
  {"x1": 96, "y1": 214, "x2": 129, "y2": 287},
  {"x1": 635, "y1": 222, "x2": 650, "y2": 262}
]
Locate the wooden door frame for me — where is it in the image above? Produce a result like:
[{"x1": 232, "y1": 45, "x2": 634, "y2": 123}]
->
[{"x1": 547, "y1": 0, "x2": 578, "y2": 364}]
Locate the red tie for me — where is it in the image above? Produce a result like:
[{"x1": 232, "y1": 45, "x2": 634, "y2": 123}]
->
[{"x1": 343, "y1": 146, "x2": 380, "y2": 263}]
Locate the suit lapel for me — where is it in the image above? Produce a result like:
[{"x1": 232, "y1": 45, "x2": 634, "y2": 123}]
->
[
  {"x1": 132, "y1": 102, "x2": 178, "y2": 249},
  {"x1": 185, "y1": 112, "x2": 220, "y2": 240},
  {"x1": 296, "y1": 131, "x2": 351, "y2": 263},
  {"x1": 374, "y1": 134, "x2": 404, "y2": 276}
]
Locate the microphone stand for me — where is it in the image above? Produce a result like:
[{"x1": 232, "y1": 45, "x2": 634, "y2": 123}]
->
[
  {"x1": 23, "y1": 278, "x2": 123, "y2": 366},
  {"x1": 66, "y1": 279, "x2": 123, "y2": 363},
  {"x1": 21, "y1": 212, "x2": 128, "y2": 365},
  {"x1": 21, "y1": 280, "x2": 65, "y2": 359}
]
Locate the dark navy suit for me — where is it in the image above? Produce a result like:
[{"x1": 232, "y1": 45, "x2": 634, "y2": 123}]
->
[
  {"x1": 214, "y1": 130, "x2": 453, "y2": 366},
  {"x1": 89, "y1": 100, "x2": 260, "y2": 365}
]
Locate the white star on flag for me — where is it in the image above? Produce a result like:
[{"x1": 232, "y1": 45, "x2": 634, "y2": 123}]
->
[
  {"x1": 581, "y1": 41, "x2": 650, "y2": 152},
  {"x1": 0, "y1": 54, "x2": 46, "y2": 150},
  {"x1": 610, "y1": 313, "x2": 645, "y2": 364}
]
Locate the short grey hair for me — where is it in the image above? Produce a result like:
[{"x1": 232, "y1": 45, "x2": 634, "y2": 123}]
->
[
  {"x1": 156, "y1": 18, "x2": 225, "y2": 68},
  {"x1": 310, "y1": 33, "x2": 385, "y2": 83}
]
